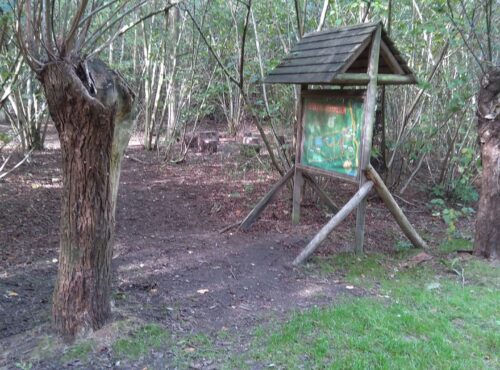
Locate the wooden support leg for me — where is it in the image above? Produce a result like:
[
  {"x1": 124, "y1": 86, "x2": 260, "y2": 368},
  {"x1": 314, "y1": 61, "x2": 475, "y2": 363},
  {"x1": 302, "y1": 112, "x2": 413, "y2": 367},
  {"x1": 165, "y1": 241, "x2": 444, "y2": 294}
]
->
[
  {"x1": 239, "y1": 166, "x2": 295, "y2": 231},
  {"x1": 354, "y1": 25, "x2": 382, "y2": 253},
  {"x1": 292, "y1": 166, "x2": 304, "y2": 224},
  {"x1": 293, "y1": 181, "x2": 374, "y2": 265},
  {"x1": 366, "y1": 165, "x2": 428, "y2": 249}
]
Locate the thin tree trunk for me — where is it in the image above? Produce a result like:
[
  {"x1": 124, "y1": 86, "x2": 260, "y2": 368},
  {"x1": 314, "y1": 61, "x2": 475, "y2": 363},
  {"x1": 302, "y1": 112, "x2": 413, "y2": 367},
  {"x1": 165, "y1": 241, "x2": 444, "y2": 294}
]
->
[
  {"x1": 474, "y1": 67, "x2": 500, "y2": 260},
  {"x1": 316, "y1": 0, "x2": 329, "y2": 31}
]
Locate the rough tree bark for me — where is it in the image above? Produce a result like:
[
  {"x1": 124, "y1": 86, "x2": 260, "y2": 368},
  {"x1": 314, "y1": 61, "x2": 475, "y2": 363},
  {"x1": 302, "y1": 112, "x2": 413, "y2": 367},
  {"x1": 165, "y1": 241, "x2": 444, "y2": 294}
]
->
[
  {"x1": 41, "y1": 59, "x2": 136, "y2": 336},
  {"x1": 474, "y1": 67, "x2": 500, "y2": 260}
]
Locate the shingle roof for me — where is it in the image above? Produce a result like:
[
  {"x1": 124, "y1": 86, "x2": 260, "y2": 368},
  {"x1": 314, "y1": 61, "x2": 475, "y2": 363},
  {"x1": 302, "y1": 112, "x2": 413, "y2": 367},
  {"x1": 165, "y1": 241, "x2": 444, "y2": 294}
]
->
[{"x1": 265, "y1": 22, "x2": 415, "y2": 85}]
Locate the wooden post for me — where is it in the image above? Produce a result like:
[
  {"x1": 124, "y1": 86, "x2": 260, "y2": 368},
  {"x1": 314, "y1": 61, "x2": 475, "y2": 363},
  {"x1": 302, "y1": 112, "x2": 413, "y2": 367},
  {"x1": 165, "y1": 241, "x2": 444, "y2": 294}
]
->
[
  {"x1": 292, "y1": 167, "x2": 304, "y2": 224},
  {"x1": 239, "y1": 166, "x2": 295, "y2": 231},
  {"x1": 354, "y1": 25, "x2": 382, "y2": 253},
  {"x1": 366, "y1": 165, "x2": 428, "y2": 249},
  {"x1": 292, "y1": 84, "x2": 307, "y2": 224},
  {"x1": 293, "y1": 181, "x2": 374, "y2": 265}
]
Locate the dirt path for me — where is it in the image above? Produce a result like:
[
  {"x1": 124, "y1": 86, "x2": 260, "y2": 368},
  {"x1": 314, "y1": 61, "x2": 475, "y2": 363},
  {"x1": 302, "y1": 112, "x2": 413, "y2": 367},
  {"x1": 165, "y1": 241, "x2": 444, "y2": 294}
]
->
[{"x1": 0, "y1": 134, "x2": 435, "y2": 368}]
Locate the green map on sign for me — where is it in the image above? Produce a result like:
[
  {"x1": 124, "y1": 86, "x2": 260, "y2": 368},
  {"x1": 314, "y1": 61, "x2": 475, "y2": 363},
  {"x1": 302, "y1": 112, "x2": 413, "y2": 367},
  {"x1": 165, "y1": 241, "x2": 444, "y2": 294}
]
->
[{"x1": 302, "y1": 96, "x2": 364, "y2": 177}]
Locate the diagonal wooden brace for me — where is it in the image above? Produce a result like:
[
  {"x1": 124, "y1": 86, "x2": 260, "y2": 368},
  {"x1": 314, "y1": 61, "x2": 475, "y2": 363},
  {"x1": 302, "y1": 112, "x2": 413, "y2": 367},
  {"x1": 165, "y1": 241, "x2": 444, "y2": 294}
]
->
[
  {"x1": 365, "y1": 164, "x2": 428, "y2": 250},
  {"x1": 293, "y1": 181, "x2": 374, "y2": 265}
]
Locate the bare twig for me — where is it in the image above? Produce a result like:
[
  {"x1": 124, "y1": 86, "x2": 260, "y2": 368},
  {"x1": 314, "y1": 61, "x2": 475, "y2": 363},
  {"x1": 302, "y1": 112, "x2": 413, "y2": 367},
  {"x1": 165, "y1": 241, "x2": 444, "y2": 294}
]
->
[
  {"x1": 0, "y1": 149, "x2": 33, "y2": 180},
  {"x1": 218, "y1": 222, "x2": 241, "y2": 234},
  {"x1": 89, "y1": 1, "x2": 181, "y2": 58},
  {"x1": 388, "y1": 41, "x2": 450, "y2": 169},
  {"x1": 183, "y1": 5, "x2": 239, "y2": 87},
  {"x1": 446, "y1": 0, "x2": 485, "y2": 74},
  {"x1": 0, "y1": 152, "x2": 13, "y2": 172}
]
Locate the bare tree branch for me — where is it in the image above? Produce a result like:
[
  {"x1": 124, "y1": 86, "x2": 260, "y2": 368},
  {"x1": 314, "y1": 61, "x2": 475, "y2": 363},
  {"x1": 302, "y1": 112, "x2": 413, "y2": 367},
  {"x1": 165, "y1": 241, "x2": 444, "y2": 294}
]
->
[
  {"x1": 446, "y1": 0, "x2": 485, "y2": 74},
  {"x1": 0, "y1": 52, "x2": 23, "y2": 110},
  {"x1": 41, "y1": 0, "x2": 57, "y2": 59},
  {"x1": 238, "y1": 0, "x2": 252, "y2": 90},
  {"x1": 362, "y1": 1, "x2": 371, "y2": 23},
  {"x1": 77, "y1": 0, "x2": 121, "y2": 28},
  {"x1": 84, "y1": 0, "x2": 148, "y2": 53},
  {"x1": 182, "y1": 4, "x2": 240, "y2": 87},
  {"x1": 15, "y1": 1, "x2": 44, "y2": 72},
  {"x1": 0, "y1": 149, "x2": 33, "y2": 180},
  {"x1": 294, "y1": 0, "x2": 303, "y2": 38},
  {"x1": 88, "y1": 1, "x2": 182, "y2": 58},
  {"x1": 316, "y1": 0, "x2": 329, "y2": 32},
  {"x1": 458, "y1": 0, "x2": 487, "y2": 61},
  {"x1": 62, "y1": 0, "x2": 89, "y2": 55}
]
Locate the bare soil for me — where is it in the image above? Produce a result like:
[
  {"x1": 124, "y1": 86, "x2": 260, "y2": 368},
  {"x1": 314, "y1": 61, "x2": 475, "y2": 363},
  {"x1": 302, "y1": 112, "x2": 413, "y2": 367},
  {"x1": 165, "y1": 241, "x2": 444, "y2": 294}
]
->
[{"x1": 0, "y1": 125, "x2": 446, "y2": 369}]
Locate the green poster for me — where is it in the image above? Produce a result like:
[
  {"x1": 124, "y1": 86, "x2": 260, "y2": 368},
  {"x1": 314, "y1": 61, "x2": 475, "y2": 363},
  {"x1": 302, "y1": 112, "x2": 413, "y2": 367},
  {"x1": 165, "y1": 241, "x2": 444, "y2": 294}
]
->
[{"x1": 301, "y1": 95, "x2": 364, "y2": 177}]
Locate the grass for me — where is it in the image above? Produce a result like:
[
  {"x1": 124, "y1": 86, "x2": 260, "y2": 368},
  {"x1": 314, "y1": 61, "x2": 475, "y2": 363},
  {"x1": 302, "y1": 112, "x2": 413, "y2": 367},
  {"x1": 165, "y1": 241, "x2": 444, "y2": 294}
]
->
[
  {"x1": 169, "y1": 333, "x2": 224, "y2": 368},
  {"x1": 246, "y1": 249, "x2": 499, "y2": 369},
  {"x1": 91, "y1": 243, "x2": 498, "y2": 369},
  {"x1": 110, "y1": 324, "x2": 229, "y2": 367},
  {"x1": 439, "y1": 237, "x2": 473, "y2": 254},
  {"x1": 112, "y1": 323, "x2": 169, "y2": 359},
  {"x1": 61, "y1": 340, "x2": 94, "y2": 363}
]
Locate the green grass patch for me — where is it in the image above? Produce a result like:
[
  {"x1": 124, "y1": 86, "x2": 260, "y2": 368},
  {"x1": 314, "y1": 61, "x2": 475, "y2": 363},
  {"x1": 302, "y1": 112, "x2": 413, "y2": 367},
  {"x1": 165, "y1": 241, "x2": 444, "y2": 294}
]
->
[
  {"x1": 169, "y1": 333, "x2": 221, "y2": 368},
  {"x1": 112, "y1": 323, "x2": 169, "y2": 359},
  {"x1": 62, "y1": 340, "x2": 94, "y2": 363},
  {"x1": 248, "y1": 254, "x2": 499, "y2": 369},
  {"x1": 309, "y1": 252, "x2": 411, "y2": 287},
  {"x1": 439, "y1": 237, "x2": 473, "y2": 254}
]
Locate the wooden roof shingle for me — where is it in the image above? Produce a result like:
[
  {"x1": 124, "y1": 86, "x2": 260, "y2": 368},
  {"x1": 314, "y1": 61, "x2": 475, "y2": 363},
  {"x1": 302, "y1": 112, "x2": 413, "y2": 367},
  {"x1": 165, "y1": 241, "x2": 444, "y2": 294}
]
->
[{"x1": 265, "y1": 22, "x2": 415, "y2": 85}]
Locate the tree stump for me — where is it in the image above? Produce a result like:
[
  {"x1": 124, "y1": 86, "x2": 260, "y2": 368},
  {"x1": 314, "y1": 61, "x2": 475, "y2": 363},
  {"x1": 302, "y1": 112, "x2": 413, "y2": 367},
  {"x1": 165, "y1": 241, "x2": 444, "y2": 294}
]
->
[
  {"x1": 183, "y1": 134, "x2": 199, "y2": 149},
  {"x1": 241, "y1": 133, "x2": 261, "y2": 157},
  {"x1": 198, "y1": 131, "x2": 218, "y2": 153}
]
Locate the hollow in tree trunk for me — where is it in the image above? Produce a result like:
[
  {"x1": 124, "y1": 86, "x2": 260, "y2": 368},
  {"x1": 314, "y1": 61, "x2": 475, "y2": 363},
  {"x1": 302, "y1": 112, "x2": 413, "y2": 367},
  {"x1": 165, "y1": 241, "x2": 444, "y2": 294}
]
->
[
  {"x1": 474, "y1": 67, "x2": 500, "y2": 260},
  {"x1": 41, "y1": 59, "x2": 136, "y2": 337}
]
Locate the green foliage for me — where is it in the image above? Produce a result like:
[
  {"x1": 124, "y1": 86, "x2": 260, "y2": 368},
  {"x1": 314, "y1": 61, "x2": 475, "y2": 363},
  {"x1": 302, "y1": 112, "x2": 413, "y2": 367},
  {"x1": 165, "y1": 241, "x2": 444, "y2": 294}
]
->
[
  {"x1": 429, "y1": 197, "x2": 474, "y2": 239},
  {"x1": 14, "y1": 362, "x2": 33, "y2": 370},
  {"x1": 0, "y1": 131, "x2": 11, "y2": 146},
  {"x1": 441, "y1": 207, "x2": 458, "y2": 231},
  {"x1": 395, "y1": 239, "x2": 414, "y2": 250},
  {"x1": 439, "y1": 228, "x2": 473, "y2": 255}
]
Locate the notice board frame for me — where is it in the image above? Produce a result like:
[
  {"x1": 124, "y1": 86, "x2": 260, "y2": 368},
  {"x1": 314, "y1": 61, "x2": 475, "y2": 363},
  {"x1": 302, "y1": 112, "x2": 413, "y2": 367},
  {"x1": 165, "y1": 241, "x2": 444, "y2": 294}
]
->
[{"x1": 297, "y1": 89, "x2": 366, "y2": 184}]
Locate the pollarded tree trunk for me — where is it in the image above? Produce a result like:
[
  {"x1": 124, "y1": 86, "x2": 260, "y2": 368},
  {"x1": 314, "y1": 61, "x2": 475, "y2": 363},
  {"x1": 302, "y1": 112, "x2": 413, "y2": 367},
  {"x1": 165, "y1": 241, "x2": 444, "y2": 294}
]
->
[
  {"x1": 474, "y1": 67, "x2": 500, "y2": 260},
  {"x1": 41, "y1": 59, "x2": 136, "y2": 336}
]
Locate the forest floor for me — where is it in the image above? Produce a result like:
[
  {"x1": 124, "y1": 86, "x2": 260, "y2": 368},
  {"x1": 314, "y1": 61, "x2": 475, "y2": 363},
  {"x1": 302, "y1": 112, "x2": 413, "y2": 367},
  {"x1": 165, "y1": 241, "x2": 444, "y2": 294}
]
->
[{"x1": 0, "y1": 124, "x2": 492, "y2": 369}]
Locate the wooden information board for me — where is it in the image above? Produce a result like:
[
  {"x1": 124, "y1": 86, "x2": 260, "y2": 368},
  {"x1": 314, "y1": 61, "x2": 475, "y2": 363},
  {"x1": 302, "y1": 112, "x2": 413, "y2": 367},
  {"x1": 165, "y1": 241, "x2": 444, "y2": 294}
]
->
[
  {"x1": 240, "y1": 23, "x2": 427, "y2": 264},
  {"x1": 300, "y1": 93, "x2": 364, "y2": 181}
]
